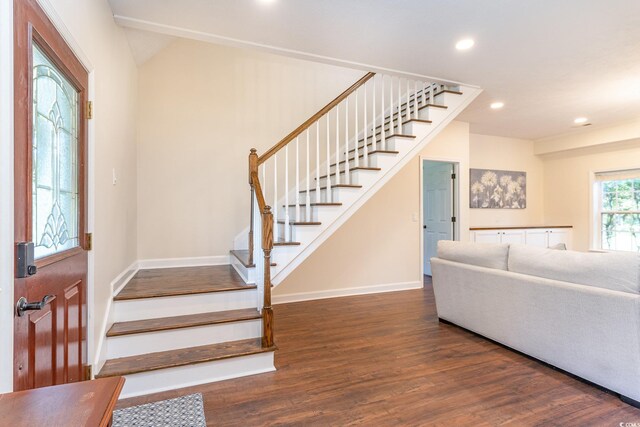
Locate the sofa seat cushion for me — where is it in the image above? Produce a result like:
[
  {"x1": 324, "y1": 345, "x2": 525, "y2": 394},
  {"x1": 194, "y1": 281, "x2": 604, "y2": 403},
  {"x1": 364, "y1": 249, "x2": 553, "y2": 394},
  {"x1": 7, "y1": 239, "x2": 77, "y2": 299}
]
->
[
  {"x1": 508, "y1": 244, "x2": 640, "y2": 294},
  {"x1": 437, "y1": 240, "x2": 510, "y2": 271}
]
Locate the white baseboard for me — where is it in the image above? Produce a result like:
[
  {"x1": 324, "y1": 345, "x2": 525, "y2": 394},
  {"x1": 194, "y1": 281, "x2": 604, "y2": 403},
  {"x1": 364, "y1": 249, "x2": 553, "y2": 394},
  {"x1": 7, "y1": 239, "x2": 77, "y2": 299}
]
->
[
  {"x1": 272, "y1": 280, "x2": 423, "y2": 304},
  {"x1": 93, "y1": 260, "x2": 139, "y2": 372},
  {"x1": 137, "y1": 255, "x2": 230, "y2": 270}
]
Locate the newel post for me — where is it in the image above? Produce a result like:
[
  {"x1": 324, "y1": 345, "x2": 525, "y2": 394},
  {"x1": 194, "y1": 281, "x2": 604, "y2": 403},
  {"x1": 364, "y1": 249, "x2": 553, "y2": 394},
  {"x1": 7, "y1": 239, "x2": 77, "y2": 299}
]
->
[
  {"x1": 248, "y1": 149, "x2": 258, "y2": 266},
  {"x1": 261, "y1": 205, "x2": 274, "y2": 348}
]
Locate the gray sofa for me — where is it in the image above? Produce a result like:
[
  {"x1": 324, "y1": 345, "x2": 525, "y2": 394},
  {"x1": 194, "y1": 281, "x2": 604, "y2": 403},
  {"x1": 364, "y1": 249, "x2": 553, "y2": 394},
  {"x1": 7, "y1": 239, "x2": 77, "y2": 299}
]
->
[{"x1": 431, "y1": 240, "x2": 640, "y2": 404}]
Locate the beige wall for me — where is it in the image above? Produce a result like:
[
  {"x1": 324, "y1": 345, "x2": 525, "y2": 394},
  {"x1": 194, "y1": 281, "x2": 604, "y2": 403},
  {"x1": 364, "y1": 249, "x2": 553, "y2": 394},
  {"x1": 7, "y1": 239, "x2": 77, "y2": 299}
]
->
[
  {"x1": 136, "y1": 39, "x2": 362, "y2": 259},
  {"x1": 469, "y1": 134, "x2": 545, "y2": 227},
  {"x1": 274, "y1": 121, "x2": 470, "y2": 297},
  {"x1": 542, "y1": 140, "x2": 640, "y2": 251},
  {"x1": 46, "y1": 0, "x2": 139, "y2": 357}
]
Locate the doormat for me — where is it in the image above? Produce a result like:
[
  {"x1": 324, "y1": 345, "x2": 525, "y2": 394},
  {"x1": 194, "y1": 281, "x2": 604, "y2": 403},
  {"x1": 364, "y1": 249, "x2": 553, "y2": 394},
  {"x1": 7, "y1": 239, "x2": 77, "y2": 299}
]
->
[{"x1": 112, "y1": 393, "x2": 206, "y2": 427}]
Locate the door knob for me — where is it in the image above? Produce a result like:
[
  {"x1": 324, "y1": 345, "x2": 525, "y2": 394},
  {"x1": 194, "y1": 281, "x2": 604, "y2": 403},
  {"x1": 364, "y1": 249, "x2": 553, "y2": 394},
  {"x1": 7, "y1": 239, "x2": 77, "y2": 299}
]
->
[{"x1": 16, "y1": 295, "x2": 54, "y2": 317}]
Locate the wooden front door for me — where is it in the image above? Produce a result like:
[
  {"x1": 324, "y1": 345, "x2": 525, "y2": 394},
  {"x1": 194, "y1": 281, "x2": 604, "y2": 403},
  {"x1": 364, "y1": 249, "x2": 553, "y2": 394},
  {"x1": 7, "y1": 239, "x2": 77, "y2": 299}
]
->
[{"x1": 13, "y1": 0, "x2": 89, "y2": 391}]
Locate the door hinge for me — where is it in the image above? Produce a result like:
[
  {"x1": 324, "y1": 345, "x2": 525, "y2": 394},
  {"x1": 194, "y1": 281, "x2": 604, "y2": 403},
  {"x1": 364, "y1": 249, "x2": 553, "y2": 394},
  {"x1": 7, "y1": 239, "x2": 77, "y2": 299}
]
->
[
  {"x1": 86, "y1": 101, "x2": 93, "y2": 119},
  {"x1": 84, "y1": 364, "x2": 92, "y2": 380},
  {"x1": 451, "y1": 216, "x2": 457, "y2": 223},
  {"x1": 451, "y1": 173, "x2": 456, "y2": 179},
  {"x1": 85, "y1": 233, "x2": 93, "y2": 251}
]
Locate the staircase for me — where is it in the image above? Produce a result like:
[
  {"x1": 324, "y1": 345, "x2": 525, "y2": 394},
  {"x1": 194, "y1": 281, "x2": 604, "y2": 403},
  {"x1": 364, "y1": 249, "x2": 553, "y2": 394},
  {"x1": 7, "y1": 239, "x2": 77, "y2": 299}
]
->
[
  {"x1": 234, "y1": 72, "x2": 480, "y2": 287},
  {"x1": 95, "y1": 265, "x2": 276, "y2": 398},
  {"x1": 96, "y1": 71, "x2": 480, "y2": 398}
]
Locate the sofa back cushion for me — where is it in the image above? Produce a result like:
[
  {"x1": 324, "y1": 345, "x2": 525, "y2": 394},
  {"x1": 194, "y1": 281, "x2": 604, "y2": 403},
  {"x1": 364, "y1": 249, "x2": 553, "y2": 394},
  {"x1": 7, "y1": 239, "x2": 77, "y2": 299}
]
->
[
  {"x1": 437, "y1": 240, "x2": 510, "y2": 271},
  {"x1": 508, "y1": 244, "x2": 640, "y2": 294}
]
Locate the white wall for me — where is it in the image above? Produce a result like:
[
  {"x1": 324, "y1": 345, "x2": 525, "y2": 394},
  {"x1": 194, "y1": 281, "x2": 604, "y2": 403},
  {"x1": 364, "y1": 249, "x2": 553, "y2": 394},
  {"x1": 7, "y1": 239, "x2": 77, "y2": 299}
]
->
[
  {"x1": 273, "y1": 121, "x2": 470, "y2": 299},
  {"x1": 469, "y1": 134, "x2": 545, "y2": 227},
  {"x1": 136, "y1": 39, "x2": 363, "y2": 259},
  {"x1": 542, "y1": 140, "x2": 640, "y2": 252}
]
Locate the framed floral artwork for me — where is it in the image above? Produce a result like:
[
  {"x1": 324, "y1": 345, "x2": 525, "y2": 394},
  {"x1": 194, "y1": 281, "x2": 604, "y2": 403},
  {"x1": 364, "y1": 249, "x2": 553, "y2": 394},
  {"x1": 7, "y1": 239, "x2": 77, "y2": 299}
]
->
[{"x1": 470, "y1": 169, "x2": 526, "y2": 209}]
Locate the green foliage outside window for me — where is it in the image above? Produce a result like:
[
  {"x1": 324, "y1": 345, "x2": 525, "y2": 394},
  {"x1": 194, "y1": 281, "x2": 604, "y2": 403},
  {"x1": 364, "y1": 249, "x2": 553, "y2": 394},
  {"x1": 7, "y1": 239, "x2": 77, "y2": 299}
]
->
[{"x1": 601, "y1": 179, "x2": 640, "y2": 252}]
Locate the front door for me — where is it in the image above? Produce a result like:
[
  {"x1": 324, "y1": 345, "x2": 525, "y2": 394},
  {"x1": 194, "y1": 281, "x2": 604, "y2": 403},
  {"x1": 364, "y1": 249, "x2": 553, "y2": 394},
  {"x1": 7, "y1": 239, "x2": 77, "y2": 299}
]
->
[
  {"x1": 14, "y1": 0, "x2": 89, "y2": 391},
  {"x1": 423, "y1": 161, "x2": 455, "y2": 275}
]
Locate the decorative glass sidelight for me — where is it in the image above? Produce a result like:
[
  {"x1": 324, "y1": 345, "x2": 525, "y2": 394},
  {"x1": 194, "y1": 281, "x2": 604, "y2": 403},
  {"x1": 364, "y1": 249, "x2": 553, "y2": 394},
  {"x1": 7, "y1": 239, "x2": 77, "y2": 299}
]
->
[{"x1": 32, "y1": 43, "x2": 79, "y2": 259}]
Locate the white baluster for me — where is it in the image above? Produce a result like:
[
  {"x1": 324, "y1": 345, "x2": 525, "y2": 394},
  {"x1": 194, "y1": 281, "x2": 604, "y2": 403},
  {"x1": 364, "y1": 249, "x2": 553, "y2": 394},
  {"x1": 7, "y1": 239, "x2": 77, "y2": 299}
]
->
[
  {"x1": 262, "y1": 163, "x2": 266, "y2": 220},
  {"x1": 335, "y1": 106, "x2": 340, "y2": 186},
  {"x1": 285, "y1": 145, "x2": 290, "y2": 241},
  {"x1": 430, "y1": 83, "x2": 434, "y2": 105},
  {"x1": 372, "y1": 76, "x2": 376, "y2": 152},
  {"x1": 345, "y1": 97, "x2": 350, "y2": 184},
  {"x1": 273, "y1": 154, "x2": 278, "y2": 240},
  {"x1": 414, "y1": 80, "x2": 419, "y2": 118},
  {"x1": 315, "y1": 121, "x2": 320, "y2": 205},
  {"x1": 295, "y1": 137, "x2": 300, "y2": 222},
  {"x1": 422, "y1": 81, "x2": 427, "y2": 107},
  {"x1": 388, "y1": 76, "x2": 392, "y2": 138},
  {"x1": 381, "y1": 75, "x2": 386, "y2": 150},
  {"x1": 405, "y1": 79, "x2": 410, "y2": 124},
  {"x1": 363, "y1": 81, "x2": 368, "y2": 165},
  {"x1": 397, "y1": 77, "x2": 402, "y2": 135},
  {"x1": 354, "y1": 89, "x2": 359, "y2": 168},
  {"x1": 305, "y1": 130, "x2": 310, "y2": 216},
  {"x1": 326, "y1": 115, "x2": 332, "y2": 202}
]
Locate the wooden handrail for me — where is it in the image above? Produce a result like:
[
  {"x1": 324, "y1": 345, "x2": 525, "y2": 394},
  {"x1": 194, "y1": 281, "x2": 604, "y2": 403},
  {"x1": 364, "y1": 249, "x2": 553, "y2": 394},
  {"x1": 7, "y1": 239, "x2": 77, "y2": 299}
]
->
[{"x1": 257, "y1": 72, "x2": 375, "y2": 165}]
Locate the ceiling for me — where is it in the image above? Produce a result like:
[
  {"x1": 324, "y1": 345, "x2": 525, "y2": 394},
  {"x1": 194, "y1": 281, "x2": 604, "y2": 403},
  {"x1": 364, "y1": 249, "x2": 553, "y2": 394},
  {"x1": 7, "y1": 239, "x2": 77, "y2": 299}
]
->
[{"x1": 108, "y1": 0, "x2": 640, "y2": 140}]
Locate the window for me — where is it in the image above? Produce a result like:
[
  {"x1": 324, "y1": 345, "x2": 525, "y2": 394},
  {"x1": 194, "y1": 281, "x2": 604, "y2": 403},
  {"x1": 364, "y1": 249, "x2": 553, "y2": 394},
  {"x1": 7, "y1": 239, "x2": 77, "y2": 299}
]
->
[{"x1": 594, "y1": 169, "x2": 640, "y2": 252}]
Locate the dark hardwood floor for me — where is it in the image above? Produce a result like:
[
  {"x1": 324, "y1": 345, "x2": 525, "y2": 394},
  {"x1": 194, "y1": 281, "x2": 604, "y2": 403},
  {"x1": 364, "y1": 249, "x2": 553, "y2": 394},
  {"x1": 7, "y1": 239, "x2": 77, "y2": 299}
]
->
[{"x1": 117, "y1": 277, "x2": 640, "y2": 426}]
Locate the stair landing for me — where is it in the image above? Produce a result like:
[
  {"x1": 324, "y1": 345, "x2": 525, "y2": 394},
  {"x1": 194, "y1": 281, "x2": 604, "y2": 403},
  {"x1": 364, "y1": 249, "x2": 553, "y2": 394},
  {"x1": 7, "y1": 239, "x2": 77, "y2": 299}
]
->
[{"x1": 114, "y1": 265, "x2": 255, "y2": 300}]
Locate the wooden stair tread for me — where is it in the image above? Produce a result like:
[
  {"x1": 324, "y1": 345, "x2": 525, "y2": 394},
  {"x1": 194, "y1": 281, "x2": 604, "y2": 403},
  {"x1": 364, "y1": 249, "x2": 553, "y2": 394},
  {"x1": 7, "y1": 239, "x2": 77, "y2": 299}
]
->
[
  {"x1": 230, "y1": 249, "x2": 276, "y2": 268},
  {"x1": 418, "y1": 103, "x2": 448, "y2": 111},
  {"x1": 284, "y1": 202, "x2": 342, "y2": 207},
  {"x1": 114, "y1": 265, "x2": 256, "y2": 301},
  {"x1": 317, "y1": 167, "x2": 381, "y2": 180},
  {"x1": 107, "y1": 308, "x2": 262, "y2": 337},
  {"x1": 277, "y1": 220, "x2": 322, "y2": 225},
  {"x1": 331, "y1": 150, "x2": 399, "y2": 168},
  {"x1": 350, "y1": 134, "x2": 415, "y2": 154},
  {"x1": 274, "y1": 240, "x2": 301, "y2": 246},
  {"x1": 299, "y1": 184, "x2": 361, "y2": 193},
  {"x1": 96, "y1": 338, "x2": 276, "y2": 378}
]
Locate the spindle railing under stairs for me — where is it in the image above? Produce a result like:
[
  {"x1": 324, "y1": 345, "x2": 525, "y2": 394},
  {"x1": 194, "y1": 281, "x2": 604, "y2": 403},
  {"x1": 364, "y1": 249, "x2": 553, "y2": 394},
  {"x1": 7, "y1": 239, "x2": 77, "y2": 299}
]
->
[{"x1": 248, "y1": 71, "x2": 459, "y2": 348}]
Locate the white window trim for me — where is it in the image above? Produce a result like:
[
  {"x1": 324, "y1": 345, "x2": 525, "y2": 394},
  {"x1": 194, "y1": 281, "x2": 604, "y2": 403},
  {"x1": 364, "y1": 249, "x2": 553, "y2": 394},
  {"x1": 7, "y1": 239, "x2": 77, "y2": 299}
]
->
[{"x1": 591, "y1": 169, "x2": 640, "y2": 252}]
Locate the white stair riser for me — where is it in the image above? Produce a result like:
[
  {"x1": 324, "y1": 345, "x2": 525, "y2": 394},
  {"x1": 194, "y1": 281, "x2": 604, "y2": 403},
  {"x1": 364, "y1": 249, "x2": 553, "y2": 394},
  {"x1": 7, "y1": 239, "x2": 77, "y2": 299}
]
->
[
  {"x1": 280, "y1": 204, "x2": 340, "y2": 223},
  {"x1": 402, "y1": 121, "x2": 432, "y2": 136},
  {"x1": 317, "y1": 168, "x2": 380, "y2": 187},
  {"x1": 119, "y1": 351, "x2": 275, "y2": 399},
  {"x1": 106, "y1": 319, "x2": 262, "y2": 359},
  {"x1": 419, "y1": 106, "x2": 448, "y2": 122},
  {"x1": 277, "y1": 224, "x2": 322, "y2": 242},
  {"x1": 300, "y1": 186, "x2": 362, "y2": 204},
  {"x1": 435, "y1": 92, "x2": 460, "y2": 107},
  {"x1": 113, "y1": 290, "x2": 258, "y2": 322},
  {"x1": 230, "y1": 256, "x2": 255, "y2": 284}
]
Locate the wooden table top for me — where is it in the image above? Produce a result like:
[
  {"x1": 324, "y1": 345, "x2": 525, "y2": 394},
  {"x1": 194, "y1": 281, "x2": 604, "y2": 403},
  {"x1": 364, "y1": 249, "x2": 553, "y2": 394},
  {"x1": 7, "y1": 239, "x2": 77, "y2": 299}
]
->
[{"x1": 0, "y1": 377, "x2": 125, "y2": 427}]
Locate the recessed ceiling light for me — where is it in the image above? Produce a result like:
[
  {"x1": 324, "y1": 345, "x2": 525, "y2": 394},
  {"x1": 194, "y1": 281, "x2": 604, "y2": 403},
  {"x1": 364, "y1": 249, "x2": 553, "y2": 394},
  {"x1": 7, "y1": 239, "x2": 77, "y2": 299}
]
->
[
  {"x1": 455, "y1": 39, "x2": 475, "y2": 50},
  {"x1": 257, "y1": 0, "x2": 276, "y2": 3},
  {"x1": 490, "y1": 102, "x2": 504, "y2": 110},
  {"x1": 574, "y1": 117, "x2": 588, "y2": 124}
]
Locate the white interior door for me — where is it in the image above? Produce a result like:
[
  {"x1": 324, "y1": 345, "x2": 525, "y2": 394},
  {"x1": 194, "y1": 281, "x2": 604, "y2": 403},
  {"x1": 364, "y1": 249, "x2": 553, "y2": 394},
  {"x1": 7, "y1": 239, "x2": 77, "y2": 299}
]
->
[{"x1": 423, "y1": 161, "x2": 454, "y2": 275}]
